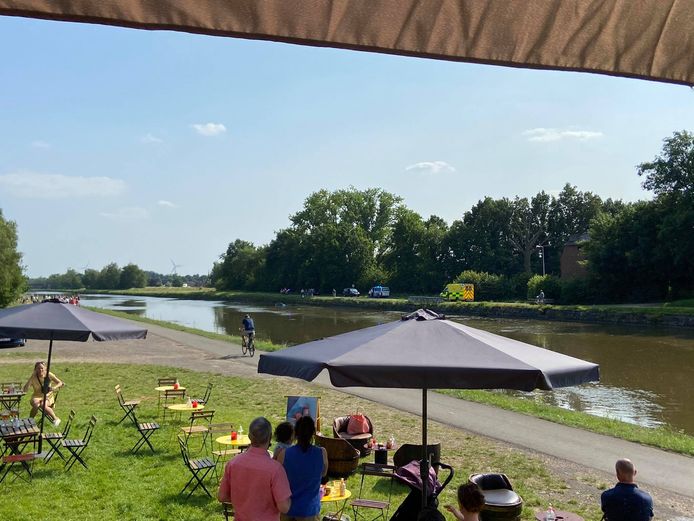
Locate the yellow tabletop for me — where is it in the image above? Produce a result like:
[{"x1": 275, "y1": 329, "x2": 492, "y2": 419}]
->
[
  {"x1": 215, "y1": 434, "x2": 251, "y2": 447},
  {"x1": 321, "y1": 489, "x2": 352, "y2": 503},
  {"x1": 167, "y1": 403, "x2": 204, "y2": 412},
  {"x1": 155, "y1": 385, "x2": 186, "y2": 392}
]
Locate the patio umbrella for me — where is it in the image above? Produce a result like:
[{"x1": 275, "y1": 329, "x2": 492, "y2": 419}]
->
[
  {"x1": 1, "y1": 0, "x2": 693, "y2": 86},
  {"x1": 258, "y1": 309, "x2": 599, "y2": 508},
  {"x1": 0, "y1": 300, "x2": 147, "y2": 452}
]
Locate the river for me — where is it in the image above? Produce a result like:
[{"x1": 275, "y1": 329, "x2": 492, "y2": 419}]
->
[{"x1": 80, "y1": 293, "x2": 694, "y2": 436}]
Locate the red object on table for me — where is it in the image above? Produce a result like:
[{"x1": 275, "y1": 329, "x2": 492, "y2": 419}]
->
[
  {"x1": 231, "y1": 431, "x2": 237, "y2": 440},
  {"x1": 173, "y1": 382, "x2": 179, "y2": 390},
  {"x1": 192, "y1": 400, "x2": 198, "y2": 408}
]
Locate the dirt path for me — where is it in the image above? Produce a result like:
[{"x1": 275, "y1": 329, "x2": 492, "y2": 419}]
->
[{"x1": 2, "y1": 323, "x2": 693, "y2": 520}]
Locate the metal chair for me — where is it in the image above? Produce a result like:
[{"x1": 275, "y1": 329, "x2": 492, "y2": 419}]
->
[
  {"x1": 162, "y1": 389, "x2": 186, "y2": 420},
  {"x1": 115, "y1": 384, "x2": 140, "y2": 425},
  {"x1": 190, "y1": 382, "x2": 213, "y2": 405},
  {"x1": 351, "y1": 462, "x2": 397, "y2": 521},
  {"x1": 178, "y1": 435, "x2": 216, "y2": 498},
  {"x1": 42, "y1": 409, "x2": 75, "y2": 463},
  {"x1": 180, "y1": 409, "x2": 215, "y2": 453},
  {"x1": 130, "y1": 412, "x2": 160, "y2": 454},
  {"x1": 62, "y1": 415, "x2": 97, "y2": 471}
]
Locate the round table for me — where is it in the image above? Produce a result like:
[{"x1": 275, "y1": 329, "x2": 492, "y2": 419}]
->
[
  {"x1": 155, "y1": 385, "x2": 186, "y2": 392},
  {"x1": 167, "y1": 403, "x2": 204, "y2": 413},
  {"x1": 321, "y1": 489, "x2": 352, "y2": 520},
  {"x1": 215, "y1": 434, "x2": 251, "y2": 449},
  {"x1": 534, "y1": 510, "x2": 584, "y2": 521}
]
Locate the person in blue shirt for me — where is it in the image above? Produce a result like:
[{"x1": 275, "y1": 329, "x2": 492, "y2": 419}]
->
[
  {"x1": 241, "y1": 314, "x2": 255, "y2": 347},
  {"x1": 601, "y1": 459, "x2": 654, "y2": 521}
]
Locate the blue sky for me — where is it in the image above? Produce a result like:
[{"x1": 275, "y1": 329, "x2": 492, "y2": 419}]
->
[{"x1": 1, "y1": 16, "x2": 693, "y2": 277}]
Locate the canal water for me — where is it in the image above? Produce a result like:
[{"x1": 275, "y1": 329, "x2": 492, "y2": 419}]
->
[{"x1": 80, "y1": 294, "x2": 694, "y2": 436}]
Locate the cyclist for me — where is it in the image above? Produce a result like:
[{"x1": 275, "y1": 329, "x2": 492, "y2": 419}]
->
[{"x1": 241, "y1": 314, "x2": 255, "y2": 348}]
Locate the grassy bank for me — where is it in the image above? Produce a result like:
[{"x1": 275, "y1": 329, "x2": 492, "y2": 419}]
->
[
  {"x1": 0, "y1": 362, "x2": 603, "y2": 521},
  {"x1": 88, "y1": 306, "x2": 694, "y2": 458}
]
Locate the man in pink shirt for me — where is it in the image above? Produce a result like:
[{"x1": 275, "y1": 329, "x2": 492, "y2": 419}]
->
[{"x1": 218, "y1": 417, "x2": 292, "y2": 521}]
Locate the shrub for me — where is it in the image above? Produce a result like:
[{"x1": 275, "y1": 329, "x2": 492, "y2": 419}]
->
[
  {"x1": 560, "y1": 278, "x2": 596, "y2": 304},
  {"x1": 507, "y1": 272, "x2": 532, "y2": 301},
  {"x1": 455, "y1": 270, "x2": 509, "y2": 301},
  {"x1": 527, "y1": 274, "x2": 561, "y2": 301}
]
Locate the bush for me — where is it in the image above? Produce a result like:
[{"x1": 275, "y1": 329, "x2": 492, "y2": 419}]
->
[
  {"x1": 455, "y1": 270, "x2": 509, "y2": 301},
  {"x1": 527, "y1": 274, "x2": 561, "y2": 301},
  {"x1": 560, "y1": 278, "x2": 596, "y2": 304},
  {"x1": 507, "y1": 272, "x2": 532, "y2": 301}
]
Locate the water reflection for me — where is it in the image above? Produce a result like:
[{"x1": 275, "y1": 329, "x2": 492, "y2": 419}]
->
[{"x1": 80, "y1": 294, "x2": 694, "y2": 435}]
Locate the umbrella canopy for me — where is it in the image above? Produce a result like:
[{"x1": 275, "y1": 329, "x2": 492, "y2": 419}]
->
[
  {"x1": 1, "y1": 0, "x2": 693, "y2": 86},
  {"x1": 0, "y1": 301, "x2": 147, "y2": 452},
  {"x1": 258, "y1": 309, "x2": 599, "y2": 508}
]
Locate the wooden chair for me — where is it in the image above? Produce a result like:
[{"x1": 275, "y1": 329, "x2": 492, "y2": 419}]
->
[
  {"x1": 62, "y1": 415, "x2": 97, "y2": 471},
  {"x1": 42, "y1": 409, "x2": 75, "y2": 463},
  {"x1": 0, "y1": 452, "x2": 37, "y2": 484},
  {"x1": 180, "y1": 409, "x2": 215, "y2": 452},
  {"x1": 130, "y1": 412, "x2": 160, "y2": 454},
  {"x1": 162, "y1": 389, "x2": 186, "y2": 420},
  {"x1": 156, "y1": 377, "x2": 178, "y2": 408},
  {"x1": 351, "y1": 462, "x2": 397, "y2": 521},
  {"x1": 190, "y1": 382, "x2": 213, "y2": 405},
  {"x1": 393, "y1": 443, "x2": 441, "y2": 473},
  {"x1": 115, "y1": 384, "x2": 140, "y2": 425},
  {"x1": 178, "y1": 435, "x2": 216, "y2": 498},
  {"x1": 315, "y1": 433, "x2": 360, "y2": 478},
  {"x1": 333, "y1": 415, "x2": 374, "y2": 456}
]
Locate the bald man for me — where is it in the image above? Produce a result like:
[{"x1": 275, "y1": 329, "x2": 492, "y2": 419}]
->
[{"x1": 601, "y1": 459, "x2": 653, "y2": 521}]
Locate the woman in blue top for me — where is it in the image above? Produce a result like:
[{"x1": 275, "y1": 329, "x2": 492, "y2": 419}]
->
[{"x1": 277, "y1": 416, "x2": 328, "y2": 521}]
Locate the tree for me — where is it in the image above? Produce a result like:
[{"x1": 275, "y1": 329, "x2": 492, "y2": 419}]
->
[
  {"x1": 0, "y1": 210, "x2": 26, "y2": 307},
  {"x1": 638, "y1": 130, "x2": 694, "y2": 197},
  {"x1": 98, "y1": 263, "x2": 121, "y2": 289},
  {"x1": 119, "y1": 263, "x2": 147, "y2": 289},
  {"x1": 212, "y1": 240, "x2": 265, "y2": 290},
  {"x1": 82, "y1": 269, "x2": 100, "y2": 289},
  {"x1": 507, "y1": 192, "x2": 550, "y2": 274}
]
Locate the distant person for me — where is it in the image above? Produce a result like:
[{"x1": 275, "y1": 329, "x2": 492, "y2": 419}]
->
[
  {"x1": 23, "y1": 361, "x2": 64, "y2": 426},
  {"x1": 241, "y1": 314, "x2": 255, "y2": 347},
  {"x1": 218, "y1": 417, "x2": 292, "y2": 521},
  {"x1": 446, "y1": 483, "x2": 486, "y2": 521},
  {"x1": 277, "y1": 415, "x2": 328, "y2": 521},
  {"x1": 601, "y1": 458, "x2": 653, "y2": 521},
  {"x1": 537, "y1": 289, "x2": 545, "y2": 303},
  {"x1": 332, "y1": 288, "x2": 336, "y2": 297},
  {"x1": 273, "y1": 421, "x2": 294, "y2": 459}
]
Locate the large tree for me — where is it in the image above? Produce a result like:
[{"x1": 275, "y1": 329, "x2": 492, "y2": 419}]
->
[
  {"x1": 0, "y1": 210, "x2": 26, "y2": 307},
  {"x1": 211, "y1": 240, "x2": 266, "y2": 291},
  {"x1": 119, "y1": 263, "x2": 147, "y2": 289}
]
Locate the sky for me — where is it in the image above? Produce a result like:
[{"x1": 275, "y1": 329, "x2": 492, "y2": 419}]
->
[{"x1": 1, "y1": 16, "x2": 693, "y2": 278}]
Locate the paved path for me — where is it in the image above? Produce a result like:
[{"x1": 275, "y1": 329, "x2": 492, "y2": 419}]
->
[{"x1": 145, "y1": 324, "x2": 694, "y2": 501}]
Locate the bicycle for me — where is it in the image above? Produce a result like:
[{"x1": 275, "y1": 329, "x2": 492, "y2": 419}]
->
[{"x1": 240, "y1": 330, "x2": 255, "y2": 357}]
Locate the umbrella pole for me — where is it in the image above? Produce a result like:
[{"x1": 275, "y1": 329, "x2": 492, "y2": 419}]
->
[
  {"x1": 421, "y1": 387, "x2": 428, "y2": 509},
  {"x1": 38, "y1": 334, "x2": 54, "y2": 454}
]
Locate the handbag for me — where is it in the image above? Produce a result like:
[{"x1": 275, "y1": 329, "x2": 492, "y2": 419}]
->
[{"x1": 346, "y1": 412, "x2": 370, "y2": 434}]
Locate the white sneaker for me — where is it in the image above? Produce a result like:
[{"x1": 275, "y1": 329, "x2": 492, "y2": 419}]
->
[{"x1": 53, "y1": 418, "x2": 61, "y2": 427}]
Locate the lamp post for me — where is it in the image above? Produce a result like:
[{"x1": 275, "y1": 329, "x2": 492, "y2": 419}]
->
[{"x1": 536, "y1": 244, "x2": 546, "y2": 276}]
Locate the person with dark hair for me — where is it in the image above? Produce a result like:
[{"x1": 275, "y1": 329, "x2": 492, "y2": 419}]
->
[
  {"x1": 445, "y1": 483, "x2": 486, "y2": 521},
  {"x1": 273, "y1": 421, "x2": 294, "y2": 459},
  {"x1": 601, "y1": 458, "x2": 653, "y2": 521},
  {"x1": 218, "y1": 417, "x2": 292, "y2": 520},
  {"x1": 277, "y1": 416, "x2": 328, "y2": 521}
]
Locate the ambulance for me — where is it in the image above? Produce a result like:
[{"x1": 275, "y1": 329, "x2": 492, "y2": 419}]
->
[{"x1": 440, "y1": 283, "x2": 474, "y2": 302}]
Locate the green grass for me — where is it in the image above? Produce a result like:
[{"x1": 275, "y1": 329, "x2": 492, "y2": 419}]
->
[
  {"x1": 440, "y1": 389, "x2": 694, "y2": 456},
  {"x1": 86, "y1": 305, "x2": 694, "y2": 458},
  {"x1": 0, "y1": 362, "x2": 603, "y2": 520}
]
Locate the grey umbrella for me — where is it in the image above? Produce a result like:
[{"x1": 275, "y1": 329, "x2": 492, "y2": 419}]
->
[
  {"x1": 0, "y1": 300, "x2": 147, "y2": 451},
  {"x1": 258, "y1": 309, "x2": 599, "y2": 508}
]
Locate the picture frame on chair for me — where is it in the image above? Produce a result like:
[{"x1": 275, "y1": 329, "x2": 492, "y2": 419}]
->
[{"x1": 285, "y1": 396, "x2": 320, "y2": 431}]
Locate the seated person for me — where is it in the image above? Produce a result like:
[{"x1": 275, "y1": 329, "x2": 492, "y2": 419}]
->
[
  {"x1": 446, "y1": 483, "x2": 486, "y2": 521},
  {"x1": 273, "y1": 421, "x2": 294, "y2": 459},
  {"x1": 601, "y1": 458, "x2": 653, "y2": 521},
  {"x1": 23, "y1": 361, "x2": 64, "y2": 426}
]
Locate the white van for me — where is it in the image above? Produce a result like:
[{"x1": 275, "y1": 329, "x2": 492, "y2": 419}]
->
[{"x1": 368, "y1": 286, "x2": 390, "y2": 298}]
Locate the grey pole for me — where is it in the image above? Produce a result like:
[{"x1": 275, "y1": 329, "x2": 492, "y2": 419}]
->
[{"x1": 38, "y1": 333, "x2": 54, "y2": 454}]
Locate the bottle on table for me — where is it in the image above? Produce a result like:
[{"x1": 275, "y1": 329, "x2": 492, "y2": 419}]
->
[
  {"x1": 545, "y1": 504, "x2": 555, "y2": 521},
  {"x1": 339, "y1": 478, "x2": 346, "y2": 496}
]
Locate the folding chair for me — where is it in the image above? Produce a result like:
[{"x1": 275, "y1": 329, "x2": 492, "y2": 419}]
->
[
  {"x1": 115, "y1": 384, "x2": 140, "y2": 425},
  {"x1": 42, "y1": 409, "x2": 75, "y2": 463},
  {"x1": 162, "y1": 389, "x2": 186, "y2": 420},
  {"x1": 62, "y1": 415, "x2": 97, "y2": 471},
  {"x1": 190, "y1": 382, "x2": 213, "y2": 406},
  {"x1": 130, "y1": 412, "x2": 160, "y2": 454},
  {"x1": 0, "y1": 452, "x2": 37, "y2": 484},
  {"x1": 156, "y1": 377, "x2": 178, "y2": 408},
  {"x1": 178, "y1": 435, "x2": 216, "y2": 498},
  {"x1": 222, "y1": 502, "x2": 234, "y2": 520},
  {"x1": 208, "y1": 422, "x2": 240, "y2": 482},
  {"x1": 351, "y1": 463, "x2": 397, "y2": 521},
  {"x1": 180, "y1": 409, "x2": 215, "y2": 453}
]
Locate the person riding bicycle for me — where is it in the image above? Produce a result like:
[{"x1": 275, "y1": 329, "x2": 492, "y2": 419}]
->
[{"x1": 241, "y1": 314, "x2": 255, "y2": 347}]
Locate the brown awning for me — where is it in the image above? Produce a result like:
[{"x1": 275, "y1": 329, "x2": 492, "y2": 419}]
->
[{"x1": 1, "y1": 0, "x2": 693, "y2": 86}]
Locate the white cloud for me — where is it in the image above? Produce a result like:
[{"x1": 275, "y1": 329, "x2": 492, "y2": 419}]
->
[
  {"x1": 99, "y1": 207, "x2": 149, "y2": 222},
  {"x1": 157, "y1": 200, "x2": 177, "y2": 208},
  {"x1": 523, "y1": 128, "x2": 604, "y2": 142},
  {"x1": 0, "y1": 171, "x2": 126, "y2": 199},
  {"x1": 31, "y1": 140, "x2": 52, "y2": 149},
  {"x1": 405, "y1": 161, "x2": 456, "y2": 175},
  {"x1": 141, "y1": 133, "x2": 163, "y2": 144},
  {"x1": 191, "y1": 122, "x2": 227, "y2": 136}
]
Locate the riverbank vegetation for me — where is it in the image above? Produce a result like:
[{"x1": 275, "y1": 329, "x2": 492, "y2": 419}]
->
[
  {"x1": 0, "y1": 361, "x2": 602, "y2": 521},
  {"x1": 90, "y1": 307, "x2": 694, "y2": 457}
]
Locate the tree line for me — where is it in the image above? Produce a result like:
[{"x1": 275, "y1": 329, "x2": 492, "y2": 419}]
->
[{"x1": 212, "y1": 131, "x2": 694, "y2": 303}]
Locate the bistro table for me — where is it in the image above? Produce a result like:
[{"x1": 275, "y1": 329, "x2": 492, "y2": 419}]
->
[
  {"x1": 534, "y1": 510, "x2": 585, "y2": 521},
  {"x1": 321, "y1": 487, "x2": 352, "y2": 520},
  {"x1": 154, "y1": 385, "x2": 186, "y2": 392},
  {"x1": 166, "y1": 402, "x2": 203, "y2": 422},
  {"x1": 214, "y1": 434, "x2": 251, "y2": 450},
  {"x1": 0, "y1": 390, "x2": 25, "y2": 418},
  {"x1": 0, "y1": 418, "x2": 39, "y2": 457}
]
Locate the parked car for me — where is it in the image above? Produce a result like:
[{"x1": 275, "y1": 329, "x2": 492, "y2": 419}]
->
[
  {"x1": 0, "y1": 338, "x2": 26, "y2": 348},
  {"x1": 342, "y1": 288, "x2": 360, "y2": 297},
  {"x1": 368, "y1": 286, "x2": 390, "y2": 298}
]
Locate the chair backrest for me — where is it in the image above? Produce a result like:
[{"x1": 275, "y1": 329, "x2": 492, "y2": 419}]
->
[
  {"x1": 115, "y1": 385, "x2": 125, "y2": 406},
  {"x1": 208, "y1": 422, "x2": 234, "y2": 436},
  {"x1": 315, "y1": 433, "x2": 360, "y2": 478},
  {"x1": 63, "y1": 409, "x2": 76, "y2": 437},
  {"x1": 158, "y1": 377, "x2": 177, "y2": 386},
  {"x1": 468, "y1": 472, "x2": 513, "y2": 491},
  {"x1": 202, "y1": 383, "x2": 213, "y2": 402},
  {"x1": 393, "y1": 443, "x2": 442, "y2": 472},
  {"x1": 0, "y1": 382, "x2": 22, "y2": 393},
  {"x1": 164, "y1": 389, "x2": 186, "y2": 402},
  {"x1": 188, "y1": 409, "x2": 215, "y2": 425},
  {"x1": 177, "y1": 435, "x2": 190, "y2": 466},
  {"x1": 82, "y1": 416, "x2": 97, "y2": 444}
]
